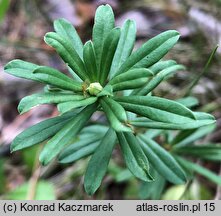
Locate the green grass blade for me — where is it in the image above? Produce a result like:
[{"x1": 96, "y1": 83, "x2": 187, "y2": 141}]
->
[{"x1": 184, "y1": 45, "x2": 219, "y2": 96}]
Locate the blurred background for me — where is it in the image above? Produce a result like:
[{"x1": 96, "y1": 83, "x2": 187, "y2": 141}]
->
[{"x1": 0, "y1": 0, "x2": 221, "y2": 200}]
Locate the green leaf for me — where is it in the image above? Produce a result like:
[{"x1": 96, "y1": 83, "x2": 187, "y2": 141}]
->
[
  {"x1": 109, "y1": 68, "x2": 153, "y2": 91},
  {"x1": 54, "y1": 18, "x2": 83, "y2": 58},
  {"x1": 44, "y1": 32, "x2": 88, "y2": 81},
  {"x1": 115, "y1": 30, "x2": 180, "y2": 75},
  {"x1": 175, "y1": 96, "x2": 199, "y2": 108},
  {"x1": 97, "y1": 85, "x2": 113, "y2": 97},
  {"x1": 59, "y1": 124, "x2": 109, "y2": 163},
  {"x1": 6, "y1": 181, "x2": 55, "y2": 200},
  {"x1": 173, "y1": 144, "x2": 221, "y2": 161},
  {"x1": 117, "y1": 132, "x2": 153, "y2": 182},
  {"x1": 132, "y1": 64, "x2": 185, "y2": 96},
  {"x1": 57, "y1": 97, "x2": 97, "y2": 113},
  {"x1": 92, "y1": 4, "x2": 115, "y2": 71},
  {"x1": 100, "y1": 97, "x2": 131, "y2": 132},
  {"x1": 83, "y1": 41, "x2": 98, "y2": 81},
  {"x1": 110, "y1": 68, "x2": 153, "y2": 85},
  {"x1": 11, "y1": 111, "x2": 77, "y2": 152},
  {"x1": 99, "y1": 28, "x2": 121, "y2": 84},
  {"x1": 112, "y1": 78, "x2": 149, "y2": 91},
  {"x1": 4, "y1": 60, "x2": 39, "y2": 81},
  {"x1": 18, "y1": 93, "x2": 85, "y2": 114},
  {"x1": 130, "y1": 117, "x2": 215, "y2": 130},
  {"x1": 138, "y1": 135, "x2": 186, "y2": 184},
  {"x1": 59, "y1": 135, "x2": 101, "y2": 163},
  {"x1": 148, "y1": 60, "x2": 177, "y2": 75},
  {"x1": 4, "y1": 60, "x2": 83, "y2": 92},
  {"x1": 139, "y1": 170, "x2": 166, "y2": 199},
  {"x1": 39, "y1": 104, "x2": 97, "y2": 165},
  {"x1": 194, "y1": 111, "x2": 215, "y2": 121},
  {"x1": 175, "y1": 156, "x2": 221, "y2": 186},
  {"x1": 115, "y1": 96, "x2": 196, "y2": 124},
  {"x1": 0, "y1": 0, "x2": 9, "y2": 22},
  {"x1": 171, "y1": 124, "x2": 215, "y2": 147},
  {"x1": 80, "y1": 124, "x2": 109, "y2": 135},
  {"x1": 109, "y1": 19, "x2": 136, "y2": 78},
  {"x1": 33, "y1": 66, "x2": 82, "y2": 92},
  {"x1": 84, "y1": 128, "x2": 117, "y2": 195}
]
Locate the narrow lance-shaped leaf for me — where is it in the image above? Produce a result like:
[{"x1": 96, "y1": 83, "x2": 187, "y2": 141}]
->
[
  {"x1": 139, "y1": 169, "x2": 166, "y2": 200},
  {"x1": 171, "y1": 124, "x2": 215, "y2": 147},
  {"x1": 100, "y1": 97, "x2": 131, "y2": 132},
  {"x1": 10, "y1": 111, "x2": 78, "y2": 152},
  {"x1": 117, "y1": 132, "x2": 153, "y2": 182},
  {"x1": 173, "y1": 144, "x2": 221, "y2": 161},
  {"x1": 99, "y1": 28, "x2": 121, "y2": 85},
  {"x1": 132, "y1": 64, "x2": 185, "y2": 96},
  {"x1": 109, "y1": 19, "x2": 136, "y2": 78},
  {"x1": 83, "y1": 41, "x2": 98, "y2": 82},
  {"x1": 39, "y1": 103, "x2": 97, "y2": 165},
  {"x1": 115, "y1": 30, "x2": 180, "y2": 76},
  {"x1": 175, "y1": 156, "x2": 221, "y2": 186},
  {"x1": 44, "y1": 32, "x2": 88, "y2": 81},
  {"x1": 109, "y1": 68, "x2": 153, "y2": 91},
  {"x1": 175, "y1": 96, "x2": 199, "y2": 108},
  {"x1": 109, "y1": 68, "x2": 153, "y2": 85},
  {"x1": 4, "y1": 60, "x2": 39, "y2": 81},
  {"x1": 115, "y1": 96, "x2": 196, "y2": 124},
  {"x1": 148, "y1": 60, "x2": 177, "y2": 75},
  {"x1": 54, "y1": 18, "x2": 83, "y2": 58},
  {"x1": 57, "y1": 97, "x2": 97, "y2": 114},
  {"x1": 131, "y1": 117, "x2": 215, "y2": 130},
  {"x1": 92, "y1": 4, "x2": 115, "y2": 71},
  {"x1": 18, "y1": 92, "x2": 85, "y2": 114},
  {"x1": 33, "y1": 66, "x2": 82, "y2": 92},
  {"x1": 59, "y1": 134, "x2": 102, "y2": 163},
  {"x1": 112, "y1": 78, "x2": 149, "y2": 92},
  {"x1": 138, "y1": 135, "x2": 186, "y2": 184},
  {"x1": 84, "y1": 128, "x2": 117, "y2": 195}
]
